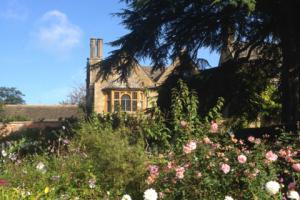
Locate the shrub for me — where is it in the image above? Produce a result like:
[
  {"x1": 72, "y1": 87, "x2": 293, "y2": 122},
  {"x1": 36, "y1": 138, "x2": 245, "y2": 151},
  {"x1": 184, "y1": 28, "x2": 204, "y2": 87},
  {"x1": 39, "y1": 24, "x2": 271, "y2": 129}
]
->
[
  {"x1": 144, "y1": 129, "x2": 300, "y2": 200},
  {"x1": 72, "y1": 116, "x2": 148, "y2": 199}
]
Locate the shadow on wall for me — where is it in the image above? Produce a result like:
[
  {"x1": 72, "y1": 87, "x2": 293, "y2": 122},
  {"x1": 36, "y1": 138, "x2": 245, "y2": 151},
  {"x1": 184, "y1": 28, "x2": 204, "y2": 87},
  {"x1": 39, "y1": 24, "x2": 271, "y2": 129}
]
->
[{"x1": 0, "y1": 121, "x2": 63, "y2": 138}]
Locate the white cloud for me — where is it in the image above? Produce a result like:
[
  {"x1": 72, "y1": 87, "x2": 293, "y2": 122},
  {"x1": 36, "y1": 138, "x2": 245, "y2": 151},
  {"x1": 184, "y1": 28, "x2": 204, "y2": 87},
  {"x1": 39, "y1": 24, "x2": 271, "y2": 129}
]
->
[
  {"x1": 0, "y1": 0, "x2": 29, "y2": 21},
  {"x1": 32, "y1": 10, "x2": 83, "y2": 54}
]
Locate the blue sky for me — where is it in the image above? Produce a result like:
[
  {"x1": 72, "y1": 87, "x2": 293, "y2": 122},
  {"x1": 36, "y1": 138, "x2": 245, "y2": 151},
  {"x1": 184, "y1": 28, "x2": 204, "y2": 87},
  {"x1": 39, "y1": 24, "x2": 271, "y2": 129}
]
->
[{"x1": 0, "y1": 0, "x2": 219, "y2": 104}]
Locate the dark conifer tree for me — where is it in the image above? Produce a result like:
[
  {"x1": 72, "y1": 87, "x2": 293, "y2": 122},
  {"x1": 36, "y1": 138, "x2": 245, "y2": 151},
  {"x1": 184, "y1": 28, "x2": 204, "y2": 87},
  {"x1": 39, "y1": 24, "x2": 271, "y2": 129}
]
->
[{"x1": 100, "y1": 0, "x2": 300, "y2": 129}]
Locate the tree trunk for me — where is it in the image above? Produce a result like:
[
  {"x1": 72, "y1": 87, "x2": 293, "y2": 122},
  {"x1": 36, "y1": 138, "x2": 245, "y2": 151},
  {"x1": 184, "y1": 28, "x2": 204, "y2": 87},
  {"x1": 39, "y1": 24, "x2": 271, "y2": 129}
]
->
[{"x1": 280, "y1": 1, "x2": 300, "y2": 130}]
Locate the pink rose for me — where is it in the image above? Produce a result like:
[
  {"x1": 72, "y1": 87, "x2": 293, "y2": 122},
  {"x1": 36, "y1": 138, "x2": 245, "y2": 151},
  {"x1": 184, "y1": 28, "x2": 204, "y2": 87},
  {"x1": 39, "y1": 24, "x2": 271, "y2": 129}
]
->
[
  {"x1": 292, "y1": 163, "x2": 300, "y2": 172},
  {"x1": 180, "y1": 120, "x2": 188, "y2": 128},
  {"x1": 265, "y1": 151, "x2": 278, "y2": 162},
  {"x1": 220, "y1": 163, "x2": 230, "y2": 174},
  {"x1": 210, "y1": 121, "x2": 218, "y2": 133},
  {"x1": 254, "y1": 138, "x2": 261, "y2": 144},
  {"x1": 238, "y1": 154, "x2": 247, "y2": 164},
  {"x1": 279, "y1": 149, "x2": 287, "y2": 157},
  {"x1": 183, "y1": 140, "x2": 197, "y2": 154},
  {"x1": 175, "y1": 166, "x2": 185, "y2": 179},
  {"x1": 166, "y1": 161, "x2": 175, "y2": 170},
  {"x1": 248, "y1": 136, "x2": 255, "y2": 143}
]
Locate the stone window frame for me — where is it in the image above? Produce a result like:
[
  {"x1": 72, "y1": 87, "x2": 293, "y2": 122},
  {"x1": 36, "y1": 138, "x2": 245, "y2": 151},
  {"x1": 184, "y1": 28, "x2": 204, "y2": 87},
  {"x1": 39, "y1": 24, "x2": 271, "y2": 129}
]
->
[{"x1": 106, "y1": 90, "x2": 144, "y2": 112}]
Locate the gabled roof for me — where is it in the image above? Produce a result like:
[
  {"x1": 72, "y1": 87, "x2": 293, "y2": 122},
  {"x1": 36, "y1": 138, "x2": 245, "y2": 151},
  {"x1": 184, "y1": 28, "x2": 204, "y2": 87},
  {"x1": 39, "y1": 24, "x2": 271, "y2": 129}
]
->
[{"x1": 101, "y1": 64, "x2": 156, "y2": 90}]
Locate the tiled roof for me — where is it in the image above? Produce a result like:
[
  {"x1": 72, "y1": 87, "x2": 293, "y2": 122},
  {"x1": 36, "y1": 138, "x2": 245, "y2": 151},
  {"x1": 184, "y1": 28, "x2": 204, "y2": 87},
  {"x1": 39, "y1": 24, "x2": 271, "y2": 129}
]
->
[
  {"x1": 141, "y1": 67, "x2": 165, "y2": 82},
  {"x1": 1, "y1": 105, "x2": 81, "y2": 121}
]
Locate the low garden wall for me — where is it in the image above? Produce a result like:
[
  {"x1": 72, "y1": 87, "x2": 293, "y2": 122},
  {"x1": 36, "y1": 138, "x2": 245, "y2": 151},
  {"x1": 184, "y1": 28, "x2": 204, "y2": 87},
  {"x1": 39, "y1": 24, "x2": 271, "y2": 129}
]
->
[{"x1": 0, "y1": 121, "x2": 62, "y2": 138}]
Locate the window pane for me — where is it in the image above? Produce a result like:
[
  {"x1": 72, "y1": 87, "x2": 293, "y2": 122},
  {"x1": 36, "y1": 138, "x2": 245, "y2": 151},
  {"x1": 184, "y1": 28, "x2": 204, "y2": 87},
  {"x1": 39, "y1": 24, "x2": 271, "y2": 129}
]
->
[
  {"x1": 126, "y1": 100, "x2": 131, "y2": 111},
  {"x1": 132, "y1": 92, "x2": 137, "y2": 99},
  {"x1": 132, "y1": 100, "x2": 137, "y2": 111},
  {"x1": 121, "y1": 94, "x2": 131, "y2": 111},
  {"x1": 114, "y1": 92, "x2": 119, "y2": 99}
]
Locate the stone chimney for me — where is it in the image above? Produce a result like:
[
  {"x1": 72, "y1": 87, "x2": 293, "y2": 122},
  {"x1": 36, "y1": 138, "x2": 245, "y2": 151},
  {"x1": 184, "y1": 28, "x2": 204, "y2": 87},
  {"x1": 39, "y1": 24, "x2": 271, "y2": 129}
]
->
[
  {"x1": 90, "y1": 38, "x2": 97, "y2": 59},
  {"x1": 97, "y1": 39, "x2": 103, "y2": 59}
]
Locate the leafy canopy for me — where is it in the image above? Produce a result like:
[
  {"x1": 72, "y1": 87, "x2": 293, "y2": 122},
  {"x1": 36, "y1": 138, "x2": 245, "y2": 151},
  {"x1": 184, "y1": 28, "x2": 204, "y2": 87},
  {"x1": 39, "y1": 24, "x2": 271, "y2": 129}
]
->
[
  {"x1": 0, "y1": 87, "x2": 25, "y2": 104},
  {"x1": 100, "y1": 0, "x2": 300, "y2": 126}
]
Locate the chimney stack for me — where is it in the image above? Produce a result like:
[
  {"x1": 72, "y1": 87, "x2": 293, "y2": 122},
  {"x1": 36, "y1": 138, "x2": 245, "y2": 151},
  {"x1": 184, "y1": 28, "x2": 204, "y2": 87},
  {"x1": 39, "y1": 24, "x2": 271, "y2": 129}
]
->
[
  {"x1": 97, "y1": 39, "x2": 103, "y2": 59},
  {"x1": 90, "y1": 38, "x2": 97, "y2": 59}
]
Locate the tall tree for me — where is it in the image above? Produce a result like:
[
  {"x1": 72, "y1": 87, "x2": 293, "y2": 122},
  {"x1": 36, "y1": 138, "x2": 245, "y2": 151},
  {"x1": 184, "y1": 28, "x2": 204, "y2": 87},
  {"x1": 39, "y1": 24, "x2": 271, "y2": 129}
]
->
[
  {"x1": 0, "y1": 87, "x2": 25, "y2": 104},
  {"x1": 100, "y1": 0, "x2": 300, "y2": 128}
]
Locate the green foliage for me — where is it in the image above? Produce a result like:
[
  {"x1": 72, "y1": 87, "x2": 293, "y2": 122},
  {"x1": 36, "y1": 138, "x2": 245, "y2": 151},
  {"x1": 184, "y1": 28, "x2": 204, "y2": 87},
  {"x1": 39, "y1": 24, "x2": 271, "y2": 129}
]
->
[
  {"x1": 0, "y1": 87, "x2": 25, "y2": 104},
  {"x1": 141, "y1": 107, "x2": 171, "y2": 152},
  {"x1": 75, "y1": 116, "x2": 148, "y2": 199},
  {"x1": 259, "y1": 83, "x2": 281, "y2": 125},
  {"x1": 171, "y1": 79, "x2": 199, "y2": 130},
  {"x1": 205, "y1": 97, "x2": 224, "y2": 123},
  {"x1": 0, "y1": 80, "x2": 299, "y2": 199},
  {"x1": 0, "y1": 114, "x2": 30, "y2": 123},
  {"x1": 147, "y1": 131, "x2": 300, "y2": 199}
]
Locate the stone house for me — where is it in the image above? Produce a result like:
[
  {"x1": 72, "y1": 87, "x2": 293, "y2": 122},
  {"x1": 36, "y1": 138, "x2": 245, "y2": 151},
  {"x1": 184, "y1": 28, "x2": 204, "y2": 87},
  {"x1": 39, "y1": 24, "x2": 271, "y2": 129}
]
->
[{"x1": 86, "y1": 38, "x2": 179, "y2": 113}]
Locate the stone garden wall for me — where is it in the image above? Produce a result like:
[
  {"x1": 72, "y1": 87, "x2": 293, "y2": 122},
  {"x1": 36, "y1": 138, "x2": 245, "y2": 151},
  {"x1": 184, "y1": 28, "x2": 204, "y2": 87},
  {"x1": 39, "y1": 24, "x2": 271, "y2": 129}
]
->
[{"x1": 0, "y1": 121, "x2": 62, "y2": 138}]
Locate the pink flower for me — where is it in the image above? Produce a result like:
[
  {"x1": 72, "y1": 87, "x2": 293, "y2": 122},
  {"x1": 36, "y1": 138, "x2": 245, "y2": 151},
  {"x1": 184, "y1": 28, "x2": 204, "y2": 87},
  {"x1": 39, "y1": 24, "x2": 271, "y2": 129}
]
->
[
  {"x1": 146, "y1": 165, "x2": 159, "y2": 184},
  {"x1": 203, "y1": 137, "x2": 212, "y2": 144},
  {"x1": 292, "y1": 163, "x2": 300, "y2": 172},
  {"x1": 237, "y1": 154, "x2": 247, "y2": 164},
  {"x1": 180, "y1": 120, "x2": 188, "y2": 128},
  {"x1": 195, "y1": 171, "x2": 202, "y2": 178},
  {"x1": 288, "y1": 182, "x2": 297, "y2": 190},
  {"x1": 265, "y1": 151, "x2": 278, "y2": 162},
  {"x1": 166, "y1": 161, "x2": 175, "y2": 170},
  {"x1": 254, "y1": 138, "x2": 261, "y2": 144},
  {"x1": 212, "y1": 143, "x2": 220, "y2": 149},
  {"x1": 175, "y1": 166, "x2": 185, "y2": 179},
  {"x1": 248, "y1": 136, "x2": 255, "y2": 143},
  {"x1": 0, "y1": 179, "x2": 8, "y2": 186},
  {"x1": 286, "y1": 157, "x2": 296, "y2": 163},
  {"x1": 210, "y1": 121, "x2": 218, "y2": 133},
  {"x1": 149, "y1": 165, "x2": 159, "y2": 174},
  {"x1": 220, "y1": 163, "x2": 230, "y2": 174},
  {"x1": 159, "y1": 192, "x2": 165, "y2": 199},
  {"x1": 183, "y1": 140, "x2": 197, "y2": 154},
  {"x1": 183, "y1": 162, "x2": 191, "y2": 168}
]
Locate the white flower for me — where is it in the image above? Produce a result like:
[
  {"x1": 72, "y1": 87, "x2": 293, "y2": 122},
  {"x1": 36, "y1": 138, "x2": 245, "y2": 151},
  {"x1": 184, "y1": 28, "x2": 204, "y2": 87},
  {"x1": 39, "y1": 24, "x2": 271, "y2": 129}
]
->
[
  {"x1": 36, "y1": 162, "x2": 46, "y2": 173},
  {"x1": 144, "y1": 188, "x2": 158, "y2": 200},
  {"x1": 1, "y1": 150, "x2": 7, "y2": 157},
  {"x1": 88, "y1": 179, "x2": 96, "y2": 189},
  {"x1": 225, "y1": 196, "x2": 234, "y2": 200},
  {"x1": 287, "y1": 190, "x2": 300, "y2": 200},
  {"x1": 265, "y1": 181, "x2": 280, "y2": 195},
  {"x1": 8, "y1": 153, "x2": 17, "y2": 161},
  {"x1": 121, "y1": 194, "x2": 132, "y2": 200}
]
